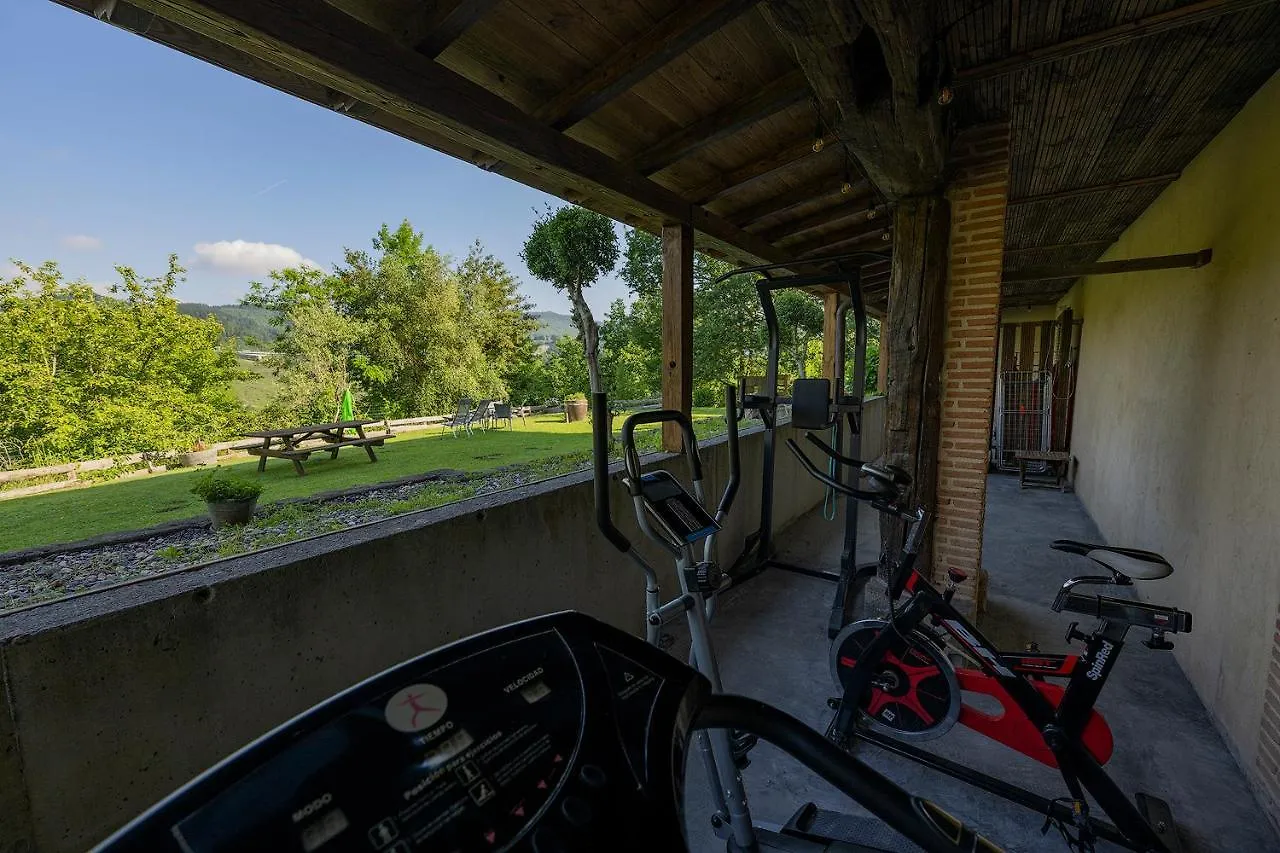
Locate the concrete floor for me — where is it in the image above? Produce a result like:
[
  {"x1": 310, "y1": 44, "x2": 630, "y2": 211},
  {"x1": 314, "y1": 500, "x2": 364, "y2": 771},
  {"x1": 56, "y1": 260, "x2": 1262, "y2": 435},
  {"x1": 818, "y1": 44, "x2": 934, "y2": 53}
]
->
[{"x1": 682, "y1": 474, "x2": 1278, "y2": 852}]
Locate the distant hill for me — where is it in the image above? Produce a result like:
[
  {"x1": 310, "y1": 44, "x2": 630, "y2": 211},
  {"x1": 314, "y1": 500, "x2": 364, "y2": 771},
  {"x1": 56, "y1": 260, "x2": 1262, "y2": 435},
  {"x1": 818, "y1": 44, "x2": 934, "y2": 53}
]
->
[
  {"x1": 177, "y1": 303, "x2": 278, "y2": 344},
  {"x1": 532, "y1": 311, "x2": 575, "y2": 344}
]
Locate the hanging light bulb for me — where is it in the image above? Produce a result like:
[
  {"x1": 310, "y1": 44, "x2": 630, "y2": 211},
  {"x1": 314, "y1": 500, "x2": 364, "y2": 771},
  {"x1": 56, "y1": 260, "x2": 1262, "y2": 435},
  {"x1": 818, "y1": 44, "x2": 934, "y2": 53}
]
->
[
  {"x1": 812, "y1": 136, "x2": 825, "y2": 153},
  {"x1": 866, "y1": 202, "x2": 878, "y2": 221},
  {"x1": 937, "y1": 85, "x2": 955, "y2": 106},
  {"x1": 841, "y1": 180, "x2": 854, "y2": 194},
  {"x1": 880, "y1": 228, "x2": 891, "y2": 242}
]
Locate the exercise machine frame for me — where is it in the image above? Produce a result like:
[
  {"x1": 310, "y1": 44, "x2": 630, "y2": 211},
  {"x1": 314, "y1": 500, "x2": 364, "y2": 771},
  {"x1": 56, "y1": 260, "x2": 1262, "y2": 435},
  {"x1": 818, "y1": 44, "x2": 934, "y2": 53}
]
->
[
  {"x1": 789, "y1": 441, "x2": 1188, "y2": 853},
  {"x1": 716, "y1": 251, "x2": 889, "y2": 639}
]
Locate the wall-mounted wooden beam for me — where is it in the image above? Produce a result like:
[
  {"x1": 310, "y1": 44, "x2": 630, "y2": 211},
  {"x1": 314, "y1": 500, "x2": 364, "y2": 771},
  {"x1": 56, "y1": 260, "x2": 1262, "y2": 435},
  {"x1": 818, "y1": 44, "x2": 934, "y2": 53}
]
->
[
  {"x1": 1008, "y1": 172, "x2": 1180, "y2": 205},
  {"x1": 662, "y1": 222, "x2": 694, "y2": 452},
  {"x1": 534, "y1": 0, "x2": 759, "y2": 131},
  {"x1": 109, "y1": 0, "x2": 792, "y2": 268},
  {"x1": 691, "y1": 134, "x2": 834, "y2": 205},
  {"x1": 1002, "y1": 249, "x2": 1212, "y2": 282},
  {"x1": 955, "y1": 0, "x2": 1271, "y2": 85},
  {"x1": 1005, "y1": 238, "x2": 1115, "y2": 255},
  {"x1": 630, "y1": 70, "x2": 809, "y2": 175}
]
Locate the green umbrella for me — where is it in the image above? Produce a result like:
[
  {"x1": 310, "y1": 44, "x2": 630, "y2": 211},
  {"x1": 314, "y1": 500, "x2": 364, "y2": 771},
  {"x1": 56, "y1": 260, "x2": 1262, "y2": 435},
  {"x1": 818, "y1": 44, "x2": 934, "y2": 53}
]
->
[{"x1": 337, "y1": 387, "x2": 355, "y2": 422}]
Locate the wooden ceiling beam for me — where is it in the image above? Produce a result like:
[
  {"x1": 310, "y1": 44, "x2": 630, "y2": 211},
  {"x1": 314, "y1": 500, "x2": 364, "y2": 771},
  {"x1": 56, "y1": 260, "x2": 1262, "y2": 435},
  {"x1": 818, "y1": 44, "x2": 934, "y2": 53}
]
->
[
  {"x1": 759, "y1": 191, "x2": 882, "y2": 243},
  {"x1": 795, "y1": 223, "x2": 891, "y2": 258},
  {"x1": 109, "y1": 0, "x2": 793, "y2": 268},
  {"x1": 690, "y1": 134, "x2": 835, "y2": 205},
  {"x1": 1002, "y1": 249, "x2": 1213, "y2": 282},
  {"x1": 732, "y1": 176, "x2": 845, "y2": 226},
  {"x1": 956, "y1": 0, "x2": 1273, "y2": 86},
  {"x1": 533, "y1": 0, "x2": 760, "y2": 131},
  {"x1": 1009, "y1": 172, "x2": 1181, "y2": 205},
  {"x1": 402, "y1": 0, "x2": 502, "y2": 58},
  {"x1": 629, "y1": 70, "x2": 809, "y2": 175}
]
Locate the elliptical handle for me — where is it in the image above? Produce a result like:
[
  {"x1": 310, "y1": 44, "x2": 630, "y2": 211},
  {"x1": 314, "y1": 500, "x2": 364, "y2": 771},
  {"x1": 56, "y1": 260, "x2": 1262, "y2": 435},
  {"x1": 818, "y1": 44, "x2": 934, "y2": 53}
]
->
[
  {"x1": 592, "y1": 391, "x2": 632, "y2": 553},
  {"x1": 620, "y1": 408, "x2": 702, "y2": 487},
  {"x1": 716, "y1": 383, "x2": 740, "y2": 519}
]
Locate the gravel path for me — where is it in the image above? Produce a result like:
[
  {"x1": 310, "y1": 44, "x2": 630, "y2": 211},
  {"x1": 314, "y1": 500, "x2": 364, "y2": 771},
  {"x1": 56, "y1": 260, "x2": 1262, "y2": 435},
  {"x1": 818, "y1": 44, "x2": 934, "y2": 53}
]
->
[{"x1": 0, "y1": 460, "x2": 571, "y2": 613}]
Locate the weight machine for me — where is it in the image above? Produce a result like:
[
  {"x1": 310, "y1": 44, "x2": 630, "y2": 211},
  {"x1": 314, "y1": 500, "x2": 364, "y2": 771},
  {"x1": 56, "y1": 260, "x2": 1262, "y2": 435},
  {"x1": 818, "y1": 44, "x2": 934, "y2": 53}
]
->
[{"x1": 718, "y1": 251, "x2": 890, "y2": 638}]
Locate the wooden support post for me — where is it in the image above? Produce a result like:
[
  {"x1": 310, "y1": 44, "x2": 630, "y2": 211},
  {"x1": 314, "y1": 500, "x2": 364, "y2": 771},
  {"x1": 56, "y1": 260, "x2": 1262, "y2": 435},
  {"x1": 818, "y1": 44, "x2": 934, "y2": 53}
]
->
[
  {"x1": 881, "y1": 195, "x2": 951, "y2": 578},
  {"x1": 822, "y1": 291, "x2": 842, "y2": 383},
  {"x1": 876, "y1": 320, "x2": 887, "y2": 394},
  {"x1": 662, "y1": 222, "x2": 694, "y2": 452}
]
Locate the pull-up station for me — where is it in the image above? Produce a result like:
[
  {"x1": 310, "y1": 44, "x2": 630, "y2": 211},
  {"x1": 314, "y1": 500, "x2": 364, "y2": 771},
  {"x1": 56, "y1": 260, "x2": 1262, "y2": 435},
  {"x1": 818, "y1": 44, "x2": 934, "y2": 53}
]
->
[{"x1": 718, "y1": 251, "x2": 889, "y2": 639}]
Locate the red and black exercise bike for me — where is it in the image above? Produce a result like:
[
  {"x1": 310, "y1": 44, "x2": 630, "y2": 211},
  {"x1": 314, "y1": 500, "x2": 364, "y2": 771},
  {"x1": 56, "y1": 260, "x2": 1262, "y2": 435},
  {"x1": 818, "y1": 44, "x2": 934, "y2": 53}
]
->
[{"x1": 787, "y1": 434, "x2": 1194, "y2": 853}]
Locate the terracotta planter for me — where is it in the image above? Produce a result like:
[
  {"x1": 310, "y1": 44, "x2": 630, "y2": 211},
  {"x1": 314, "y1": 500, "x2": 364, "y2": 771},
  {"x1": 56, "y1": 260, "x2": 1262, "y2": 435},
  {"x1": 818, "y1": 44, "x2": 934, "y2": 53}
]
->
[
  {"x1": 565, "y1": 399, "x2": 588, "y2": 423},
  {"x1": 207, "y1": 498, "x2": 257, "y2": 530},
  {"x1": 180, "y1": 448, "x2": 218, "y2": 467}
]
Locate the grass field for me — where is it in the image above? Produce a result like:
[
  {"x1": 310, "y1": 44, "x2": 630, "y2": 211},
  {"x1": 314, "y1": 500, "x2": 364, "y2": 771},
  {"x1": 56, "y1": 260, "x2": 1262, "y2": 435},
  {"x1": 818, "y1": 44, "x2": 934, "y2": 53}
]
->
[
  {"x1": 231, "y1": 358, "x2": 282, "y2": 409},
  {"x1": 0, "y1": 410, "x2": 724, "y2": 553}
]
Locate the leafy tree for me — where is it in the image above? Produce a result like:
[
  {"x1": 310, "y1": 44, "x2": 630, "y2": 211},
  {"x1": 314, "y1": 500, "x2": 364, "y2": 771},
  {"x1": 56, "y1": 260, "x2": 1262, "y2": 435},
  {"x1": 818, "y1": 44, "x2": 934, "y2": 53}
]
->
[
  {"x1": 261, "y1": 301, "x2": 362, "y2": 424},
  {"x1": 521, "y1": 206, "x2": 618, "y2": 396},
  {"x1": 545, "y1": 336, "x2": 590, "y2": 400},
  {"x1": 246, "y1": 221, "x2": 530, "y2": 421},
  {"x1": 774, "y1": 290, "x2": 824, "y2": 380},
  {"x1": 0, "y1": 258, "x2": 246, "y2": 463}
]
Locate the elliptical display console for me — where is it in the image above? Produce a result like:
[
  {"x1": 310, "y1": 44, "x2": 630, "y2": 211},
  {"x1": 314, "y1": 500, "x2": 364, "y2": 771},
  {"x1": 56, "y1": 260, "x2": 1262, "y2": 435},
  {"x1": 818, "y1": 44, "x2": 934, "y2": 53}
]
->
[
  {"x1": 96, "y1": 612, "x2": 1002, "y2": 853},
  {"x1": 96, "y1": 613, "x2": 702, "y2": 852}
]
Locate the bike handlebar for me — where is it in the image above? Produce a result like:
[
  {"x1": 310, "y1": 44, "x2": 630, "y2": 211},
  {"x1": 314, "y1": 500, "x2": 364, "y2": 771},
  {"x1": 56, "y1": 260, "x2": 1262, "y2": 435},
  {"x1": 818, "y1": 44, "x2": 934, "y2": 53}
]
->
[
  {"x1": 803, "y1": 431, "x2": 864, "y2": 470},
  {"x1": 620, "y1": 408, "x2": 701, "y2": 489}
]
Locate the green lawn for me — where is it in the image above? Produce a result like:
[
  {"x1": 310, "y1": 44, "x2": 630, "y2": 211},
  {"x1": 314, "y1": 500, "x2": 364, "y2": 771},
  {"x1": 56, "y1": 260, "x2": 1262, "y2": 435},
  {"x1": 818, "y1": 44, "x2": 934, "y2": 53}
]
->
[
  {"x1": 0, "y1": 410, "x2": 724, "y2": 553},
  {"x1": 231, "y1": 358, "x2": 282, "y2": 409}
]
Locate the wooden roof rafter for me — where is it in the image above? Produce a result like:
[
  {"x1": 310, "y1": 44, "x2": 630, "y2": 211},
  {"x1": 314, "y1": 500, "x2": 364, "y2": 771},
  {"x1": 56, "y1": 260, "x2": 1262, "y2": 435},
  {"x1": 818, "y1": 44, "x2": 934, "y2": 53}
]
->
[
  {"x1": 691, "y1": 133, "x2": 836, "y2": 205},
  {"x1": 531, "y1": 0, "x2": 761, "y2": 131},
  {"x1": 100, "y1": 0, "x2": 796, "y2": 268}
]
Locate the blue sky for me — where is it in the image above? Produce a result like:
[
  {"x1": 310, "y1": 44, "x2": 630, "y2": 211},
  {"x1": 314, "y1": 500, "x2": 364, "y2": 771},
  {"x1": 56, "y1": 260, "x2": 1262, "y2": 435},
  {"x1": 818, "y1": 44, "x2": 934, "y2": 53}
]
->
[{"x1": 0, "y1": 0, "x2": 629, "y2": 315}]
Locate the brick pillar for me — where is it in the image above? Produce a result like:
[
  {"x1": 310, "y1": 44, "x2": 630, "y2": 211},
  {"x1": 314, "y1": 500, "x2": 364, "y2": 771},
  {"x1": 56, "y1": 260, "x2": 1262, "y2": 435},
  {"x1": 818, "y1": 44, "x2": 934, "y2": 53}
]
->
[{"x1": 932, "y1": 123, "x2": 1011, "y2": 614}]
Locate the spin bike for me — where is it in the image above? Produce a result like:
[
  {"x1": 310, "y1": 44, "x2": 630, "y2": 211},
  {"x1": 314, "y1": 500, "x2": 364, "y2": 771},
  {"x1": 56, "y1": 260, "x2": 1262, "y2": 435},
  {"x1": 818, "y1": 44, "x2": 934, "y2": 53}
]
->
[
  {"x1": 786, "y1": 436, "x2": 1193, "y2": 853},
  {"x1": 592, "y1": 388, "x2": 1003, "y2": 852}
]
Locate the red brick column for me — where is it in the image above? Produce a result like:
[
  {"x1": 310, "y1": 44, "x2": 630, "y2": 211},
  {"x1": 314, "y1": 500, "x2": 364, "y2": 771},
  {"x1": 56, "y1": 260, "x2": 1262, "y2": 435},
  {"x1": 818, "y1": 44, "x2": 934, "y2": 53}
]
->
[{"x1": 932, "y1": 124, "x2": 1011, "y2": 613}]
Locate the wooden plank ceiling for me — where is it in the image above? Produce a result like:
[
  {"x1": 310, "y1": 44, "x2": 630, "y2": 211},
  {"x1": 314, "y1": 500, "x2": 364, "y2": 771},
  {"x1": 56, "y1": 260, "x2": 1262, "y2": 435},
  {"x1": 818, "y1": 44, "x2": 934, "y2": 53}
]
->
[{"x1": 59, "y1": 0, "x2": 1280, "y2": 312}]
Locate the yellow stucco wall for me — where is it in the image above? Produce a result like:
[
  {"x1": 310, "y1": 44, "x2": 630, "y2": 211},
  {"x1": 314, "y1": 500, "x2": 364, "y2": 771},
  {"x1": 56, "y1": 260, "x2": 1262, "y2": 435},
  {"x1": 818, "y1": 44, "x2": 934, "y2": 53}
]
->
[{"x1": 1066, "y1": 70, "x2": 1280, "y2": 779}]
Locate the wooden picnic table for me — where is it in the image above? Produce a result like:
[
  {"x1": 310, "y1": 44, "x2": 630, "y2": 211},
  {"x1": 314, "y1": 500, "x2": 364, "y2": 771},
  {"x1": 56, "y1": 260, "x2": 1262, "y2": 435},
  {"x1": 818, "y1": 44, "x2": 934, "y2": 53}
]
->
[{"x1": 238, "y1": 419, "x2": 385, "y2": 476}]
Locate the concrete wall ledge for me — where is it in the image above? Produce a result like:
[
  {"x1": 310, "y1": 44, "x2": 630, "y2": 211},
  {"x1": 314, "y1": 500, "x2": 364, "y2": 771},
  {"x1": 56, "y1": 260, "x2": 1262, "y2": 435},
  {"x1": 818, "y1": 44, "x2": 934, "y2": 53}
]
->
[{"x1": 0, "y1": 409, "x2": 877, "y2": 853}]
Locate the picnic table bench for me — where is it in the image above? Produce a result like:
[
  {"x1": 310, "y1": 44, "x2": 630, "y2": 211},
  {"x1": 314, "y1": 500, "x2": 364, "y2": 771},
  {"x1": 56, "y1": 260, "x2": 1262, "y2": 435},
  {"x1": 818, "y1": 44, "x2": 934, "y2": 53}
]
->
[{"x1": 236, "y1": 420, "x2": 386, "y2": 476}]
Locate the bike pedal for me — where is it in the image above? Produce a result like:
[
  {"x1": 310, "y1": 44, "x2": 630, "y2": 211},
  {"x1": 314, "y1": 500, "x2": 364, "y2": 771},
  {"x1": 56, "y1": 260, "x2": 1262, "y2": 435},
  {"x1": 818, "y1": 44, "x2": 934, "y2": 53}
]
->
[{"x1": 657, "y1": 632, "x2": 676, "y2": 651}]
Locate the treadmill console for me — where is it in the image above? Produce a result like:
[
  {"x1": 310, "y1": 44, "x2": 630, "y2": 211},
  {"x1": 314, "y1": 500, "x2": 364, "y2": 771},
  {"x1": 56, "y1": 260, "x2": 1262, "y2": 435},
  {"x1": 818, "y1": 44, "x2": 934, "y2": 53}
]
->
[{"x1": 96, "y1": 613, "x2": 707, "y2": 853}]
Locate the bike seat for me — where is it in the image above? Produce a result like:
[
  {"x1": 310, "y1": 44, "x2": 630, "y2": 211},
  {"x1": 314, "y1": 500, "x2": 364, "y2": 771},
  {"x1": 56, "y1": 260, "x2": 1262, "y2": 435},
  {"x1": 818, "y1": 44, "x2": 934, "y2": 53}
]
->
[{"x1": 1051, "y1": 540, "x2": 1173, "y2": 580}]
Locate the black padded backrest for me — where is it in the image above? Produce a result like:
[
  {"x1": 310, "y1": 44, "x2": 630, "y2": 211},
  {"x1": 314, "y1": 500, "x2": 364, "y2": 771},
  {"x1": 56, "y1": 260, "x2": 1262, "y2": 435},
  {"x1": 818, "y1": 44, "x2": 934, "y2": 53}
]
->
[{"x1": 791, "y1": 378, "x2": 833, "y2": 430}]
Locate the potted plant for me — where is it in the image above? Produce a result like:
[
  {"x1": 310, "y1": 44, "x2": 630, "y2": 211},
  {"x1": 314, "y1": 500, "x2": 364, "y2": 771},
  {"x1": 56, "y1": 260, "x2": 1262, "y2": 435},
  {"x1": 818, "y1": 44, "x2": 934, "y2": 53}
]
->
[
  {"x1": 180, "y1": 439, "x2": 218, "y2": 468},
  {"x1": 564, "y1": 392, "x2": 589, "y2": 423},
  {"x1": 191, "y1": 470, "x2": 264, "y2": 529}
]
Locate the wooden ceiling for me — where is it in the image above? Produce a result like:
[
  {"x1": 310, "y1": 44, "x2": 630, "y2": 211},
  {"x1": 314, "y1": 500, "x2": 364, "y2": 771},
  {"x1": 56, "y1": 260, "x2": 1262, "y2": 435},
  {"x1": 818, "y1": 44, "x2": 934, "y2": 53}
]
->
[{"x1": 59, "y1": 0, "x2": 1280, "y2": 311}]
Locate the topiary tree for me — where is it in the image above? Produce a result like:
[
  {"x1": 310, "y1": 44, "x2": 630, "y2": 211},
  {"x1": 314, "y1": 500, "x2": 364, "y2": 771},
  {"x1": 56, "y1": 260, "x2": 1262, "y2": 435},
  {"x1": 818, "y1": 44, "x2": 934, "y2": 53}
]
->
[{"x1": 520, "y1": 205, "x2": 618, "y2": 396}]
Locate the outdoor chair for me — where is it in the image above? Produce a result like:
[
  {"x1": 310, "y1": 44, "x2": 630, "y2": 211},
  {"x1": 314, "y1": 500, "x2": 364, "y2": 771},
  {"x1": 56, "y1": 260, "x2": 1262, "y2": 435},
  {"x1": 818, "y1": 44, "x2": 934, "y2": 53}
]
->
[
  {"x1": 493, "y1": 402, "x2": 515, "y2": 430},
  {"x1": 468, "y1": 399, "x2": 495, "y2": 433},
  {"x1": 443, "y1": 399, "x2": 474, "y2": 437}
]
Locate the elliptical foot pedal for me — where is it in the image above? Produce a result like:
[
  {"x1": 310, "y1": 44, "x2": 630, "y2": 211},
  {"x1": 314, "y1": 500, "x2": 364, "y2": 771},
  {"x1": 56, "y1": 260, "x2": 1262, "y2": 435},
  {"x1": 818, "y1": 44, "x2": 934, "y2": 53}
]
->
[
  {"x1": 1135, "y1": 792, "x2": 1184, "y2": 853},
  {"x1": 781, "y1": 803, "x2": 926, "y2": 852}
]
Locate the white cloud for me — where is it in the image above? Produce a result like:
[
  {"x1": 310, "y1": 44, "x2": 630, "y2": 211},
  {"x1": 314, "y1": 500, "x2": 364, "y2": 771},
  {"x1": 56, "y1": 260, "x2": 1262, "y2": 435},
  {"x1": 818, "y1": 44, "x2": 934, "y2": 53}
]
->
[
  {"x1": 61, "y1": 234, "x2": 103, "y2": 251},
  {"x1": 191, "y1": 240, "x2": 319, "y2": 276}
]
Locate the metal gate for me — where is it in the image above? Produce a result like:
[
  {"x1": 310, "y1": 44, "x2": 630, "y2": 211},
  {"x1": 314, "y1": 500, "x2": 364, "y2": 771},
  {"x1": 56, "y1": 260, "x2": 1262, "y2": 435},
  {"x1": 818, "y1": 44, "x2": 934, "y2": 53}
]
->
[{"x1": 992, "y1": 370, "x2": 1053, "y2": 471}]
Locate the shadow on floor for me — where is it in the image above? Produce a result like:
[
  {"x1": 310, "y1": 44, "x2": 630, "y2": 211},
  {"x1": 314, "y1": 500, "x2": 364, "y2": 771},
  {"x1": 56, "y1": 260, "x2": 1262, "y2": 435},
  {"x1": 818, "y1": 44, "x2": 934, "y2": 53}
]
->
[{"x1": 680, "y1": 473, "x2": 1278, "y2": 852}]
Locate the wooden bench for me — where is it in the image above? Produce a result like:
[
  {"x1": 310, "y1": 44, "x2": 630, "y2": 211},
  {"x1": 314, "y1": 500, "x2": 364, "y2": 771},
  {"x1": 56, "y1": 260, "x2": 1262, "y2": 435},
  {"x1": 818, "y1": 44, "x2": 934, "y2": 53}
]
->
[
  {"x1": 239, "y1": 420, "x2": 387, "y2": 476},
  {"x1": 1015, "y1": 450, "x2": 1074, "y2": 492}
]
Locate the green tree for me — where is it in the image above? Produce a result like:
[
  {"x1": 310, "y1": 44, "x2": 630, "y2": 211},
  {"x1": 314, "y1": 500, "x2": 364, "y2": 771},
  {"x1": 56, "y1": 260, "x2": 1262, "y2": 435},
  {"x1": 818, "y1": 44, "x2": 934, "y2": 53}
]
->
[
  {"x1": 261, "y1": 301, "x2": 363, "y2": 424},
  {"x1": 246, "y1": 221, "x2": 531, "y2": 420},
  {"x1": 546, "y1": 336, "x2": 590, "y2": 400},
  {"x1": 774, "y1": 290, "x2": 824, "y2": 381},
  {"x1": 521, "y1": 206, "x2": 618, "y2": 396},
  {"x1": 0, "y1": 257, "x2": 246, "y2": 463}
]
